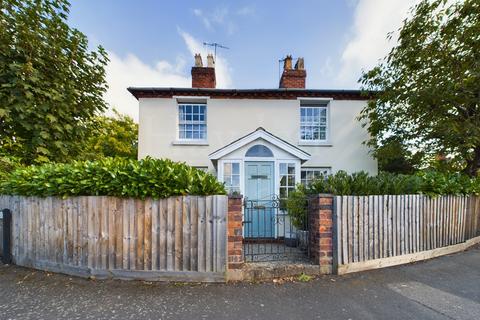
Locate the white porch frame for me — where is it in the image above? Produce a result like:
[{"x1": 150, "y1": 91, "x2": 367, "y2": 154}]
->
[
  {"x1": 217, "y1": 157, "x2": 301, "y2": 201},
  {"x1": 211, "y1": 128, "x2": 310, "y2": 239}
]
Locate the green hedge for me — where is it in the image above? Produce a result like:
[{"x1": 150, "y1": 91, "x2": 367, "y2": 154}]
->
[
  {"x1": 307, "y1": 171, "x2": 480, "y2": 196},
  {"x1": 0, "y1": 157, "x2": 226, "y2": 198}
]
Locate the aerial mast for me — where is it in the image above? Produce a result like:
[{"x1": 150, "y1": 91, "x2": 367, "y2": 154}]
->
[{"x1": 202, "y1": 42, "x2": 229, "y2": 60}]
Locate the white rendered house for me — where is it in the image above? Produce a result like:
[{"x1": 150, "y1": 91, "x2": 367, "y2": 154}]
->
[{"x1": 128, "y1": 54, "x2": 377, "y2": 208}]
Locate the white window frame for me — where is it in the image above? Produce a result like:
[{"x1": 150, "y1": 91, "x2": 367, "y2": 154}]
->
[
  {"x1": 177, "y1": 103, "x2": 207, "y2": 142},
  {"x1": 276, "y1": 160, "x2": 300, "y2": 238},
  {"x1": 299, "y1": 103, "x2": 330, "y2": 145},
  {"x1": 278, "y1": 161, "x2": 297, "y2": 200},
  {"x1": 218, "y1": 160, "x2": 242, "y2": 195},
  {"x1": 301, "y1": 167, "x2": 331, "y2": 186}
]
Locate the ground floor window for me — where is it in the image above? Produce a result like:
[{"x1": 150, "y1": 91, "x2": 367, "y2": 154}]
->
[
  {"x1": 223, "y1": 162, "x2": 240, "y2": 194},
  {"x1": 301, "y1": 167, "x2": 331, "y2": 186},
  {"x1": 279, "y1": 163, "x2": 296, "y2": 199}
]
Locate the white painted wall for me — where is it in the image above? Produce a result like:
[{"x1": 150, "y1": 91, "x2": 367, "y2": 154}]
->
[{"x1": 138, "y1": 97, "x2": 377, "y2": 174}]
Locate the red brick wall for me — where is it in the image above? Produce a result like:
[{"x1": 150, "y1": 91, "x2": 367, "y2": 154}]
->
[
  {"x1": 227, "y1": 196, "x2": 243, "y2": 269},
  {"x1": 309, "y1": 195, "x2": 334, "y2": 274},
  {"x1": 279, "y1": 69, "x2": 306, "y2": 88},
  {"x1": 191, "y1": 67, "x2": 216, "y2": 88}
]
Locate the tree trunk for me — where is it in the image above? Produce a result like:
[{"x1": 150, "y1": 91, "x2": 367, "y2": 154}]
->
[{"x1": 464, "y1": 145, "x2": 480, "y2": 177}]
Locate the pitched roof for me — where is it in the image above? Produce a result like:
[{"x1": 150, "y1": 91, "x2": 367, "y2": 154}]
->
[{"x1": 127, "y1": 87, "x2": 371, "y2": 101}]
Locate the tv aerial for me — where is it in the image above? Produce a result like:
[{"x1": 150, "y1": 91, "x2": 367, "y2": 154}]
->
[{"x1": 203, "y1": 42, "x2": 229, "y2": 60}]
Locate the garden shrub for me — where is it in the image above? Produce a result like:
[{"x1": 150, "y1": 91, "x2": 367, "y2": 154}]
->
[
  {"x1": 285, "y1": 185, "x2": 309, "y2": 229},
  {"x1": 307, "y1": 171, "x2": 480, "y2": 196},
  {"x1": 0, "y1": 157, "x2": 226, "y2": 198}
]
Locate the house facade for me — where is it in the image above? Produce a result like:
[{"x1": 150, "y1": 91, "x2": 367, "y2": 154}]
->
[{"x1": 128, "y1": 54, "x2": 377, "y2": 203}]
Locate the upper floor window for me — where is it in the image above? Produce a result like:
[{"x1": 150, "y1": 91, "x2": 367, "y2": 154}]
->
[
  {"x1": 300, "y1": 105, "x2": 328, "y2": 142},
  {"x1": 178, "y1": 104, "x2": 207, "y2": 140}
]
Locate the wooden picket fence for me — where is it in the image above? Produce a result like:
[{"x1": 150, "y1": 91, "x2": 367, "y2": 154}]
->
[
  {"x1": 0, "y1": 195, "x2": 228, "y2": 282},
  {"x1": 334, "y1": 195, "x2": 480, "y2": 274}
]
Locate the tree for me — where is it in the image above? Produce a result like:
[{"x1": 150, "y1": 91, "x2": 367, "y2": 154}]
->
[
  {"x1": 375, "y1": 137, "x2": 423, "y2": 174},
  {"x1": 0, "y1": 154, "x2": 23, "y2": 180},
  {"x1": 0, "y1": 0, "x2": 108, "y2": 164},
  {"x1": 81, "y1": 110, "x2": 138, "y2": 160},
  {"x1": 359, "y1": 0, "x2": 480, "y2": 176}
]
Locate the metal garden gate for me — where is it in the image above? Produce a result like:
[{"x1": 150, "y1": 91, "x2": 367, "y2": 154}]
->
[{"x1": 243, "y1": 197, "x2": 309, "y2": 262}]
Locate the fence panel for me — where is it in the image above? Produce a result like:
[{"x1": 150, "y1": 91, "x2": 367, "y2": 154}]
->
[
  {"x1": 335, "y1": 195, "x2": 480, "y2": 274},
  {"x1": 0, "y1": 195, "x2": 227, "y2": 282}
]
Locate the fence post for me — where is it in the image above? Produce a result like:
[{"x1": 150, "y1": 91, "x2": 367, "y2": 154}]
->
[
  {"x1": 227, "y1": 195, "x2": 244, "y2": 279},
  {"x1": 476, "y1": 195, "x2": 480, "y2": 237},
  {"x1": 2, "y1": 209, "x2": 12, "y2": 264},
  {"x1": 332, "y1": 196, "x2": 339, "y2": 274},
  {"x1": 308, "y1": 194, "x2": 334, "y2": 274}
]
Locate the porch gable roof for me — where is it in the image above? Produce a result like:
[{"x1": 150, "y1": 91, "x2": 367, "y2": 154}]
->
[{"x1": 208, "y1": 127, "x2": 311, "y2": 161}]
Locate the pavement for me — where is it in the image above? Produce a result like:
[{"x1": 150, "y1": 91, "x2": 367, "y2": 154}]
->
[{"x1": 1, "y1": 246, "x2": 480, "y2": 320}]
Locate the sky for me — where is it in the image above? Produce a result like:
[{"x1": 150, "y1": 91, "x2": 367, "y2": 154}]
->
[{"x1": 68, "y1": 0, "x2": 419, "y2": 121}]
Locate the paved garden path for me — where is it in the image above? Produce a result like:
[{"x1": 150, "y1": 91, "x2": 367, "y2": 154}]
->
[{"x1": 1, "y1": 246, "x2": 480, "y2": 320}]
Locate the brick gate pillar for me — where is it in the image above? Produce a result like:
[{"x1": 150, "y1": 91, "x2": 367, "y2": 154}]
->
[
  {"x1": 227, "y1": 195, "x2": 244, "y2": 271},
  {"x1": 309, "y1": 194, "x2": 334, "y2": 274}
]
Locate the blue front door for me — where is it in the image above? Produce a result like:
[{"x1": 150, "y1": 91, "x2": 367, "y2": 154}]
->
[{"x1": 244, "y1": 161, "x2": 275, "y2": 238}]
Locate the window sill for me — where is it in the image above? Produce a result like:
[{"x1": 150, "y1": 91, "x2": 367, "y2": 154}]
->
[
  {"x1": 298, "y1": 141, "x2": 332, "y2": 147},
  {"x1": 172, "y1": 140, "x2": 209, "y2": 146}
]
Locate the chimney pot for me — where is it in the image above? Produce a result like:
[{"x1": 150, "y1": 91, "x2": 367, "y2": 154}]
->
[
  {"x1": 283, "y1": 55, "x2": 293, "y2": 70},
  {"x1": 207, "y1": 54, "x2": 215, "y2": 67},
  {"x1": 295, "y1": 57, "x2": 304, "y2": 70},
  {"x1": 194, "y1": 53, "x2": 203, "y2": 67}
]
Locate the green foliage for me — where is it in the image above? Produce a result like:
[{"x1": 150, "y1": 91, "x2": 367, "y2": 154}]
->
[
  {"x1": 297, "y1": 273, "x2": 313, "y2": 282},
  {"x1": 0, "y1": 157, "x2": 226, "y2": 198},
  {"x1": 306, "y1": 171, "x2": 480, "y2": 196},
  {"x1": 415, "y1": 171, "x2": 480, "y2": 196},
  {"x1": 80, "y1": 110, "x2": 138, "y2": 160},
  {"x1": 0, "y1": 0, "x2": 108, "y2": 164},
  {"x1": 359, "y1": 0, "x2": 480, "y2": 176},
  {"x1": 0, "y1": 155, "x2": 23, "y2": 180},
  {"x1": 375, "y1": 137, "x2": 423, "y2": 174},
  {"x1": 286, "y1": 185, "x2": 309, "y2": 229}
]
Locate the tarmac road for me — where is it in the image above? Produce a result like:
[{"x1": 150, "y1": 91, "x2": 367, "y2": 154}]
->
[{"x1": 1, "y1": 245, "x2": 479, "y2": 320}]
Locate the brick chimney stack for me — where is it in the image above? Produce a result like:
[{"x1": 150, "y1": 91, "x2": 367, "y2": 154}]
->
[
  {"x1": 191, "y1": 53, "x2": 216, "y2": 88},
  {"x1": 279, "y1": 55, "x2": 306, "y2": 89}
]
